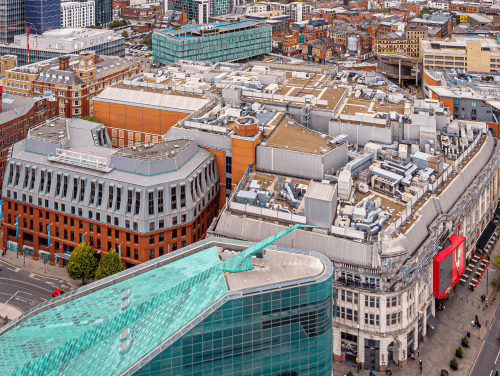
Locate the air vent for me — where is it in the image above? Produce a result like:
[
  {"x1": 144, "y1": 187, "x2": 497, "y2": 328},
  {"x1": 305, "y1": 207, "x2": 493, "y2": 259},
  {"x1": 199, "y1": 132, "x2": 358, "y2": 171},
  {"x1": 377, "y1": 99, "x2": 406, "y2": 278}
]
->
[
  {"x1": 121, "y1": 298, "x2": 130, "y2": 309},
  {"x1": 119, "y1": 328, "x2": 131, "y2": 342},
  {"x1": 121, "y1": 289, "x2": 131, "y2": 300},
  {"x1": 119, "y1": 334, "x2": 133, "y2": 354}
]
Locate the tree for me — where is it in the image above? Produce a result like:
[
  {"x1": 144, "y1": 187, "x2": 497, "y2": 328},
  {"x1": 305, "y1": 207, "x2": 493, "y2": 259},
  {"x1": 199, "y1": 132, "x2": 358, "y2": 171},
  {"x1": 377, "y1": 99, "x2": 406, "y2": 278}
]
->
[
  {"x1": 122, "y1": 30, "x2": 129, "y2": 38},
  {"x1": 95, "y1": 249, "x2": 125, "y2": 280},
  {"x1": 347, "y1": 371, "x2": 354, "y2": 376},
  {"x1": 67, "y1": 242, "x2": 97, "y2": 285},
  {"x1": 418, "y1": 7, "x2": 432, "y2": 18}
]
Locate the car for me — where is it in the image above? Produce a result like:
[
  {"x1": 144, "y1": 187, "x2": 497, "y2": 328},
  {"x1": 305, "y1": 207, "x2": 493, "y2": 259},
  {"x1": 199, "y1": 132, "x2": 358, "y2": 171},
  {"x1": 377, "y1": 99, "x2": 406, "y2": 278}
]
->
[{"x1": 52, "y1": 288, "x2": 66, "y2": 297}]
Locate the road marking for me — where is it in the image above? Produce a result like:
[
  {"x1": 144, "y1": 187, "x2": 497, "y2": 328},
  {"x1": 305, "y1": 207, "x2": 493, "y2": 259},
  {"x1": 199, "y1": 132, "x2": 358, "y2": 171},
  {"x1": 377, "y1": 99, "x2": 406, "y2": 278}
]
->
[
  {"x1": 5, "y1": 291, "x2": 19, "y2": 305},
  {"x1": 496, "y1": 351, "x2": 500, "y2": 364},
  {"x1": 490, "y1": 371, "x2": 493, "y2": 376},
  {"x1": 0, "y1": 277, "x2": 53, "y2": 292},
  {"x1": 4, "y1": 302, "x2": 24, "y2": 313},
  {"x1": 0, "y1": 259, "x2": 21, "y2": 269}
]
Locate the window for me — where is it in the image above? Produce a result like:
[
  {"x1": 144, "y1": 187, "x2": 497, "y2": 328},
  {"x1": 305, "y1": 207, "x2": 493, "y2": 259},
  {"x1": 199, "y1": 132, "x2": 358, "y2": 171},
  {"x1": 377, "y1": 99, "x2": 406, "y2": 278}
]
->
[
  {"x1": 180, "y1": 185, "x2": 186, "y2": 208},
  {"x1": 159, "y1": 246, "x2": 164, "y2": 256},
  {"x1": 134, "y1": 249, "x2": 138, "y2": 260},
  {"x1": 72, "y1": 177, "x2": 78, "y2": 200},
  {"x1": 135, "y1": 192, "x2": 141, "y2": 215},
  {"x1": 23, "y1": 166, "x2": 29, "y2": 188},
  {"x1": 365, "y1": 296, "x2": 379, "y2": 308},
  {"x1": 97, "y1": 183, "x2": 103, "y2": 206},
  {"x1": 157, "y1": 189, "x2": 164, "y2": 213},
  {"x1": 172, "y1": 243, "x2": 177, "y2": 251},
  {"x1": 116, "y1": 187, "x2": 121, "y2": 210},
  {"x1": 90, "y1": 181, "x2": 96, "y2": 204},
  {"x1": 39, "y1": 170, "x2": 45, "y2": 192},
  {"x1": 149, "y1": 234, "x2": 155, "y2": 245},
  {"x1": 134, "y1": 234, "x2": 138, "y2": 244},
  {"x1": 127, "y1": 189, "x2": 133, "y2": 213},
  {"x1": 471, "y1": 101, "x2": 477, "y2": 107},
  {"x1": 172, "y1": 229, "x2": 177, "y2": 239},
  {"x1": 79, "y1": 179, "x2": 85, "y2": 202},
  {"x1": 171, "y1": 186, "x2": 177, "y2": 210},
  {"x1": 108, "y1": 185, "x2": 114, "y2": 209},
  {"x1": 62, "y1": 175, "x2": 68, "y2": 197},
  {"x1": 148, "y1": 191, "x2": 154, "y2": 215},
  {"x1": 181, "y1": 241, "x2": 186, "y2": 247},
  {"x1": 126, "y1": 247, "x2": 131, "y2": 258}
]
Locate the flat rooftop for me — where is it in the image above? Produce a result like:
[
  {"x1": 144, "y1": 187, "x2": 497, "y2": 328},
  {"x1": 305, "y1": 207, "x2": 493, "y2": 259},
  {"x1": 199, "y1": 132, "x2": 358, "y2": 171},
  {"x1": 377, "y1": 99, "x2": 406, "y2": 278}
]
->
[
  {"x1": 265, "y1": 118, "x2": 336, "y2": 154},
  {"x1": 114, "y1": 139, "x2": 193, "y2": 161},
  {"x1": 28, "y1": 117, "x2": 69, "y2": 143}
]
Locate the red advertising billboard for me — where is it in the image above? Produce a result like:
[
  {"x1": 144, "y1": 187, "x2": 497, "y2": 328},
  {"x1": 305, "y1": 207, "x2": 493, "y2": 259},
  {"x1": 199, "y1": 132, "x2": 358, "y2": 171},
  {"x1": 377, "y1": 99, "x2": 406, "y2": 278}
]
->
[{"x1": 433, "y1": 234, "x2": 466, "y2": 299}]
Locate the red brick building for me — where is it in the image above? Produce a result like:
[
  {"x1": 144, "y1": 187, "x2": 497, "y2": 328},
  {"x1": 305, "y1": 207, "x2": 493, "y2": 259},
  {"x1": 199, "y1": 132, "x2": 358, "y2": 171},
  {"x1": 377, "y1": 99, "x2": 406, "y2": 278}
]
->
[{"x1": 31, "y1": 52, "x2": 140, "y2": 119}]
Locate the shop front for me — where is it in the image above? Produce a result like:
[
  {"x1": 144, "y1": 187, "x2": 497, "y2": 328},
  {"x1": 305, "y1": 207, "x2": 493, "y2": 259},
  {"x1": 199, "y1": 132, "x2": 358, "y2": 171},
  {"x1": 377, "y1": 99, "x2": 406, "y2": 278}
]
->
[{"x1": 341, "y1": 332, "x2": 358, "y2": 364}]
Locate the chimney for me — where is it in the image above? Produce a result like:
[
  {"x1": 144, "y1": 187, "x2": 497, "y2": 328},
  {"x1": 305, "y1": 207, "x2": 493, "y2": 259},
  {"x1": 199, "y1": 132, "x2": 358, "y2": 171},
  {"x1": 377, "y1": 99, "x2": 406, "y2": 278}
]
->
[{"x1": 58, "y1": 56, "x2": 69, "y2": 71}]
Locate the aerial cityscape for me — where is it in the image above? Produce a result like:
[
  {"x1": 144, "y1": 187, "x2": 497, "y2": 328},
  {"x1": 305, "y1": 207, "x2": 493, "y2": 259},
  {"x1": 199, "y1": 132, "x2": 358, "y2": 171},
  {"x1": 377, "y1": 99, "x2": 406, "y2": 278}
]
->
[{"x1": 0, "y1": 0, "x2": 499, "y2": 375}]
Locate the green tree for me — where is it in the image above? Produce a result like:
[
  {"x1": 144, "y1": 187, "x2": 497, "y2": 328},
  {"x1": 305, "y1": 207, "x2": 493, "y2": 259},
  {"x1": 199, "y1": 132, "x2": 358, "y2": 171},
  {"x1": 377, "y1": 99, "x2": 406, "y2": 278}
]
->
[
  {"x1": 142, "y1": 37, "x2": 152, "y2": 47},
  {"x1": 67, "y1": 242, "x2": 97, "y2": 285},
  {"x1": 95, "y1": 248, "x2": 125, "y2": 280},
  {"x1": 418, "y1": 7, "x2": 432, "y2": 18},
  {"x1": 347, "y1": 371, "x2": 354, "y2": 376},
  {"x1": 122, "y1": 30, "x2": 129, "y2": 38}
]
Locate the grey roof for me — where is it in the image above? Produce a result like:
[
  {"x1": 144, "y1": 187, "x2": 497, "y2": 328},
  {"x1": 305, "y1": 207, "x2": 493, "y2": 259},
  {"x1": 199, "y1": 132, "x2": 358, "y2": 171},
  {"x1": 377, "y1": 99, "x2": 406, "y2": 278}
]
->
[
  {"x1": 304, "y1": 181, "x2": 336, "y2": 202},
  {"x1": 378, "y1": 31, "x2": 405, "y2": 39},
  {"x1": 0, "y1": 94, "x2": 39, "y2": 125}
]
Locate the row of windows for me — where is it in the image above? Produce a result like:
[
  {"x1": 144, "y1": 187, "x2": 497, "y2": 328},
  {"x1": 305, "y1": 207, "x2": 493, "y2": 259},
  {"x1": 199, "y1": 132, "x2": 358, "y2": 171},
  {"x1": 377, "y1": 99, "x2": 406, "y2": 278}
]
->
[{"x1": 6, "y1": 159, "x2": 217, "y2": 217}]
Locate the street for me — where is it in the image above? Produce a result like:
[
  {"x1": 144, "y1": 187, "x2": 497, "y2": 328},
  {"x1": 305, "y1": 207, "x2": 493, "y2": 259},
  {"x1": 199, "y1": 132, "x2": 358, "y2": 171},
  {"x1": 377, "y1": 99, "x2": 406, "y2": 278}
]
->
[
  {"x1": 470, "y1": 302, "x2": 500, "y2": 376},
  {"x1": 0, "y1": 257, "x2": 60, "y2": 314}
]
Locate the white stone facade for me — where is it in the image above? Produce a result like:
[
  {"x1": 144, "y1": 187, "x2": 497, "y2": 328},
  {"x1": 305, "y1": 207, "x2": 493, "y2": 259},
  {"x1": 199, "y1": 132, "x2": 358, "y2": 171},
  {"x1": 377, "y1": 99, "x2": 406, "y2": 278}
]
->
[{"x1": 61, "y1": 1, "x2": 96, "y2": 29}]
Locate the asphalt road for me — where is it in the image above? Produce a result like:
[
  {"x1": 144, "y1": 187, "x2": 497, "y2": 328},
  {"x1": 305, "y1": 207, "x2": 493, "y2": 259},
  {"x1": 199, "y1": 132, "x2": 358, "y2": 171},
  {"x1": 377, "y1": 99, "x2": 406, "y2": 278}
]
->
[
  {"x1": 0, "y1": 258, "x2": 61, "y2": 314},
  {"x1": 470, "y1": 303, "x2": 500, "y2": 376}
]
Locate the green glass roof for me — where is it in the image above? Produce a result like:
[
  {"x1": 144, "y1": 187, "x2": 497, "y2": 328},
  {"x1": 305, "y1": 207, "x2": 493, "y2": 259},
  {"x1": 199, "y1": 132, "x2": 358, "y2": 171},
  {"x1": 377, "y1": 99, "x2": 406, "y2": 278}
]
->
[
  {"x1": 0, "y1": 246, "x2": 227, "y2": 376},
  {"x1": 0, "y1": 225, "x2": 314, "y2": 376}
]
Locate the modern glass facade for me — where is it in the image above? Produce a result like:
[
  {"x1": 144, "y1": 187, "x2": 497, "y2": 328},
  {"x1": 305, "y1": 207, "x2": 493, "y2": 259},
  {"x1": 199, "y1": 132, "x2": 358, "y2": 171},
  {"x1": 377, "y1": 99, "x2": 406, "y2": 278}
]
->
[
  {"x1": 25, "y1": 0, "x2": 61, "y2": 34},
  {"x1": 132, "y1": 274, "x2": 333, "y2": 376},
  {"x1": 0, "y1": 0, "x2": 25, "y2": 44},
  {"x1": 95, "y1": 0, "x2": 113, "y2": 26},
  {"x1": 153, "y1": 23, "x2": 272, "y2": 64}
]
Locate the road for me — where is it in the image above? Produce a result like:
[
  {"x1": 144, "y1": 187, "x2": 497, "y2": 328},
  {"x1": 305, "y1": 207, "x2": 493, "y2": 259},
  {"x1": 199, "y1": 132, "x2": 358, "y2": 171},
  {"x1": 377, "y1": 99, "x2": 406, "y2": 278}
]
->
[
  {"x1": 470, "y1": 302, "x2": 500, "y2": 376},
  {"x1": 0, "y1": 258, "x2": 62, "y2": 314}
]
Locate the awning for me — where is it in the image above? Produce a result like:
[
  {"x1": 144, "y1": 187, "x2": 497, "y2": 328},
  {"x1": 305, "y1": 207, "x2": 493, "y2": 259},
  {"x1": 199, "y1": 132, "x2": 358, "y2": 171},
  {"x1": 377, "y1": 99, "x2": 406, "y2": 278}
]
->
[
  {"x1": 55, "y1": 253, "x2": 71, "y2": 260},
  {"x1": 427, "y1": 314, "x2": 439, "y2": 330}
]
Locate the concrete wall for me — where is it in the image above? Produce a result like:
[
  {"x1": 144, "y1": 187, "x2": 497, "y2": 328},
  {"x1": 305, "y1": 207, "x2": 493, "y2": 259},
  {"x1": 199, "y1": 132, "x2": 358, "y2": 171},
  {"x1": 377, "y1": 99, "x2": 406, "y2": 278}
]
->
[{"x1": 328, "y1": 120, "x2": 396, "y2": 146}]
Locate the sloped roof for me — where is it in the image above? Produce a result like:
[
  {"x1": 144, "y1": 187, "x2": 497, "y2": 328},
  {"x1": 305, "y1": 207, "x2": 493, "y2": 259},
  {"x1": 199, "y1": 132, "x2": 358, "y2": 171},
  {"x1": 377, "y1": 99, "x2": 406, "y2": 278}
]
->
[{"x1": 0, "y1": 94, "x2": 38, "y2": 125}]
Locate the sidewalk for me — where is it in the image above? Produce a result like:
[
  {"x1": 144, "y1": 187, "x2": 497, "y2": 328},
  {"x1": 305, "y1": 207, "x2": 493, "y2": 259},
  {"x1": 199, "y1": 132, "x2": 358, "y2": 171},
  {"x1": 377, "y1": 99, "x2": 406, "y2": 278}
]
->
[{"x1": 0, "y1": 251, "x2": 82, "y2": 290}]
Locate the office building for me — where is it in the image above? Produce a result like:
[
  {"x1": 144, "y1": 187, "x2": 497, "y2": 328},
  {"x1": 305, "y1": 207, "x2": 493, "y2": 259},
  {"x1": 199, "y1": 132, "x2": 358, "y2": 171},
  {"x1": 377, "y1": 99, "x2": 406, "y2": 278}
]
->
[
  {"x1": 94, "y1": 0, "x2": 112, "y2": 26},
  {"x1": 0, "y1": 0, "x2": 25, "y2": 44},
  {"x1": 2, "y1": 117, "x2": 220, "y2": 267},
  {"x1": 61, "y1": 0, "x2": 96, "y2": 28},
  {"x1": 0, "y1": 28, "x2": 125, "y2": 66},
  {"x1": 25, "y1": 0, "x2": 61, "y2": 35},
  {"x1": 152, "y1": 22, "x2": 272, "y2": 64},
  {"x1": 420, "y1": 36, "x2": 500, "y2": 73},
  {"x1": 0, "y1": 232, "x2": 333, "y2": 376}
]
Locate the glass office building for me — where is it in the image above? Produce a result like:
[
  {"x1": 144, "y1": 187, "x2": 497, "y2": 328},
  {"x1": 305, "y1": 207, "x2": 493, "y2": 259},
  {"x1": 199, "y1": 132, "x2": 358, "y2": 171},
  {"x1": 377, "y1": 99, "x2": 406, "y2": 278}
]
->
[
  {"x1": 95, "y1": 0, "x2": 112, "y2": 26},
  {"x1": 0, "y1": 0, "x2": 25, "y2": 44},
  {"x1": 25, "y1": 0, "x2": 61, "y2": 34},
  {"x1": 153, "y1": 21, "x2": 272, "y2": 64},
  {"x1": 0, "y1": 228, "x2": 333, "y2": 376}
]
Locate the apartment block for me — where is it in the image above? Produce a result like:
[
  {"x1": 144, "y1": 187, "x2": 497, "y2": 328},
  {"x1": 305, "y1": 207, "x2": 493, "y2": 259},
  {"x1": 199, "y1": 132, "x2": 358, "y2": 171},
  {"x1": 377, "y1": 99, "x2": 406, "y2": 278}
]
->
[{"x1": 61, "y1": 0, "x2": 96, "y2": 28}]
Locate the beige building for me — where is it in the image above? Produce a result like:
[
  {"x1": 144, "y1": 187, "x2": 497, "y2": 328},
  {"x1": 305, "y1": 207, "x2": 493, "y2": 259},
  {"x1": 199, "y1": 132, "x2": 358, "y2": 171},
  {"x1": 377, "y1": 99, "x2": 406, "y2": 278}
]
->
[
  {"x1": 0, "y1": 55, "x2": 16, "y2": 73},
  {"x1": 420, "y1": 36, "x2": 500, "y2": 72},
  {"x1": 3, "y1": 61, "x2": 42, "y2": 97},
  {"x1": 373, "y1": 27, "x2": 428, "y2": 58}
]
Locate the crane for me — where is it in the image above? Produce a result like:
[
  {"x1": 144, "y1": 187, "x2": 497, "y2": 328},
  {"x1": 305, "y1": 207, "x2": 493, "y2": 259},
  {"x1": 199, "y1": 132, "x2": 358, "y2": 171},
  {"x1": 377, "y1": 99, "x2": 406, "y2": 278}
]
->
[{"x1": 1, "y1": 21, "x2": 37, "y2": 65}]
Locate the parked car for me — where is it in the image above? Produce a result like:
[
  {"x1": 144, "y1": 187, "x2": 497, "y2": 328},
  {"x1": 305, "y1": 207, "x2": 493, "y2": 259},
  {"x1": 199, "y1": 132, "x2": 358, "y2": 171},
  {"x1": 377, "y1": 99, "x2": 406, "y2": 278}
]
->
[{"x1": 52, "y1": 288, "x2": 66, "y2": 298}]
